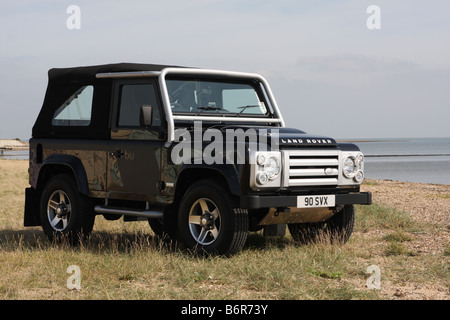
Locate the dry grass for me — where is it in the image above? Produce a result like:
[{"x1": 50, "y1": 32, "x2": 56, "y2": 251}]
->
[{"x1": 0, "y1": 159, "x2": 448, "y2": 300}]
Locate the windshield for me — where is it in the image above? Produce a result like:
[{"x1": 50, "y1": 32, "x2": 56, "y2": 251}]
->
[{"x1": 165, "y1": 79, "x2": 269, "y2": 116}]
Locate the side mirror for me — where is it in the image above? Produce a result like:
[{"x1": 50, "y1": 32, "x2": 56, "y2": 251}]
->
[{"x1": 140, "y1": 105, "x2": 153, "y2": 127}]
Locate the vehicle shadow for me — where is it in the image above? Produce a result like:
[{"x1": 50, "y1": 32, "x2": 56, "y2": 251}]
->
[
  {"x1": 0, "y1": 228, "x2": 46, "y2": 250},
  {"x1": 0, "y1": 227, "x2": 291, "y2": 255},
  {"x1": 0, "y1": 227, "x2": 169, "y2": 253}
]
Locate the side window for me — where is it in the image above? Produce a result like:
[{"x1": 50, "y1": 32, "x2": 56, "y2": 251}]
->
[
  {"x1": 118, "y1": 83, "x2": 161, "y2": 127},
  {"x1": 52, "y1": 85, "x2": 93, "y2": 126}
]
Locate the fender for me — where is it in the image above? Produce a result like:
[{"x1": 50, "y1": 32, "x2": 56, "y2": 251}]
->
[
  {"x1": 337, "y1": 142, "x2": 361, "y2": 152},
  {"x1": 38, "y1": 154, "x2": 89, "y2": 195},
  {"x1": 177, "y1": 163, "x2": 242, "y2": 196}
]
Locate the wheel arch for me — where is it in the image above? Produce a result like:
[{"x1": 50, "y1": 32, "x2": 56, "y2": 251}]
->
[
  {"x1": 37, "y1": 154, "x2": 89, "y2": 196},
  {"x1": 25, "y1": 154, "x2": 89, "y2": 227},
  {"x1": 174, "y1": 165, "x2": 240, "y2": 200}
]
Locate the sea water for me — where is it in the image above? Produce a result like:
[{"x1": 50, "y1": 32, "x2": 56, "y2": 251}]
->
[
  {"x1": 0, "y1": 149, "x2": 28, "y2": 160},
  {"x1": 351, "y1": 137, "x2": 450, "y2": 185}
]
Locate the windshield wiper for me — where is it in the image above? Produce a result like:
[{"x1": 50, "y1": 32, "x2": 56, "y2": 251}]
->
[
  {"x1": 197, "y1": 106, "x2": 222, "y2": 111},
  {"x1": 237, "y1": 105, "x2": 260, "y2": 115}
]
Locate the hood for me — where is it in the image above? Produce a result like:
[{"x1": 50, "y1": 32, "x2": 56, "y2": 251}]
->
[
  {"x1": 276, "y1": 128, "x2": 337, "y2": 147},
  {"x1": 181, "y1": 124, "x2": 337, "y2": 148},
  {"x1": 218, "y1": 126, "x2": 337, "y2": 147}
]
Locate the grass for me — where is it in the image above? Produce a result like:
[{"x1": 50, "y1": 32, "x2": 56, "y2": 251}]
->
[
  {"x1": 356, "y1": 202, "x2": 416, "y2": 232},
  {"x1": 0, "y1": 159, "x2": 448, "y2": 300}
]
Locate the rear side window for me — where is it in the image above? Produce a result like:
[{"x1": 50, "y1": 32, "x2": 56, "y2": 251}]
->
[{"x1": 52, "y1": 85, "x2": 94, "y2": 126}]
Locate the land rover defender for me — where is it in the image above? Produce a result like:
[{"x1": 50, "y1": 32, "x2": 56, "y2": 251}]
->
[{"x1": 24, "y1": 63, "x2": 371, "y2": 255}]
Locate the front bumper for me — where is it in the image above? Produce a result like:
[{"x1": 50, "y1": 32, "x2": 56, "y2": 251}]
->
[{"x1": 240, "y1": 192, "x2": 372, "y2": 209}]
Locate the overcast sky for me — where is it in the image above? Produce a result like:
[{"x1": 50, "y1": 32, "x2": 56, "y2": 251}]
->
[{"x1": 1, "y1": 0, "x2": 449, "y2": 140}]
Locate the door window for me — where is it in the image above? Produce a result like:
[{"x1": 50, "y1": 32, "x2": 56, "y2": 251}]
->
[{"x1": 118, "y1": 83, "x2": 161, "y2": 127}]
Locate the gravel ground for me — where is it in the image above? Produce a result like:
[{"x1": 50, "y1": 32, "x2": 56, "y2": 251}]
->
[
  {"x1": 360, "y1": 179, "x2": 449, "y2": 300},
  {"x1": 362, "y1": 179, "x2": 449, "y2": 226}
]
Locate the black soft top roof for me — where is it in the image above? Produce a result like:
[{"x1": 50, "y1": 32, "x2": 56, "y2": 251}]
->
[
  {"x1": 48, "y1": 62, "x2": 185, "y2": 83},
  {"x1": 33, "y1": 63, "x2": 186, "y2": 139}
]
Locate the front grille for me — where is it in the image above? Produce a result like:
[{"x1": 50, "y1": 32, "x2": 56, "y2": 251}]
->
[{"x1": 283, "y1": 150, "x2": 339, "y2": 187}]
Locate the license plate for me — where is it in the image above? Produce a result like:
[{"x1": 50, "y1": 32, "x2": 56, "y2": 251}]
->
[{"x1": 297, "y1": 195, "x2": 335, "y2": 208}]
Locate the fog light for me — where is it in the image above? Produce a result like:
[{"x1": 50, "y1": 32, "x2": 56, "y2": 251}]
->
[
  {"x1": 354, "y1": 170, "x2": 364, "y2": 183},
  {"x1": 256, "y1": 172, "x2": 269, "y2": 185}
]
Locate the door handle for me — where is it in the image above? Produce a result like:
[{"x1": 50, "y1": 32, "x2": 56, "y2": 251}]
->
[{"x1": 109, "y1": 149, "x2": 124, "y2": 159}]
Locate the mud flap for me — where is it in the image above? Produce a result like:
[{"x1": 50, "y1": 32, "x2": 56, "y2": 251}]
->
[{"x1": 24, "y1": 187, "x2": 40, "y2": 226}]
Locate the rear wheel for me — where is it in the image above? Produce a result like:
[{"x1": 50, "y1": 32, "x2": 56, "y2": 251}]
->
[
  {"x1": 40, "y1": 174, "x2": 95, "y2": 244},
  {"x1": 288, "y1": 204, "x2": 355, "y2": 245},
  {"x1": 177, "y1": 180, "x2": 248, "y2": 256}
]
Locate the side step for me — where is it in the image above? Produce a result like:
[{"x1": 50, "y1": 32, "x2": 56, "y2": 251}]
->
[{"x1": 94, "y1": 205, "x2": 163, "y2": 219}]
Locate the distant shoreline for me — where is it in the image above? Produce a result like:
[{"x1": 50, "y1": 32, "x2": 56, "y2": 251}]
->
[
  {"x1": 338, "y1": 139, "x2": 408, "y2": 143},
  {"x1": 365, "y1": 153, "x2": 450, "y2": 157}
]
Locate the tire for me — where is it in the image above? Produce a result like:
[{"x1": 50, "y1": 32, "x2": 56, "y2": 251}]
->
[
  {"x1": 40, "y1": 174, "x2": 95, "y2": 244},
  {"x1": 177, "y1": 179, "x2": 248, "y2": 256},
  {"x1": 288, "y1": 204, "x2": 355, "y2": 245}
]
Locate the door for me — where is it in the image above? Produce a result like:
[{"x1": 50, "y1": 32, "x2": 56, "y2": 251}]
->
[{"x1": 107, "y1": 78, "x2": 165, "y2": 202}]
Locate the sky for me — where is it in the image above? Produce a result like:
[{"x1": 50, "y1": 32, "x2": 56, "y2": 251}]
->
[{"x1": 0, "y1": 0, "x2": 449, "y2": 140}]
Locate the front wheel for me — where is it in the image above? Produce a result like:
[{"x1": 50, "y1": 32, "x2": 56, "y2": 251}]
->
[
  {"x1": 288, "y1": 204, "x2": 355, "y2": 245},
  {"x1": 177, "y1": 180, "x2": 248, "y2": 256},
  {"x1": 40, "y1": 174, "x2": 95, "y2": 244}
]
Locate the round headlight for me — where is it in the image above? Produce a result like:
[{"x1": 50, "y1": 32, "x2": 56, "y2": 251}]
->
[
  {"x1": 343, "y1": 156, "x2": 357, "y2": 178},
  {"x1": 264, "y1": 156, "x2": 280, "y2": 180}
]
